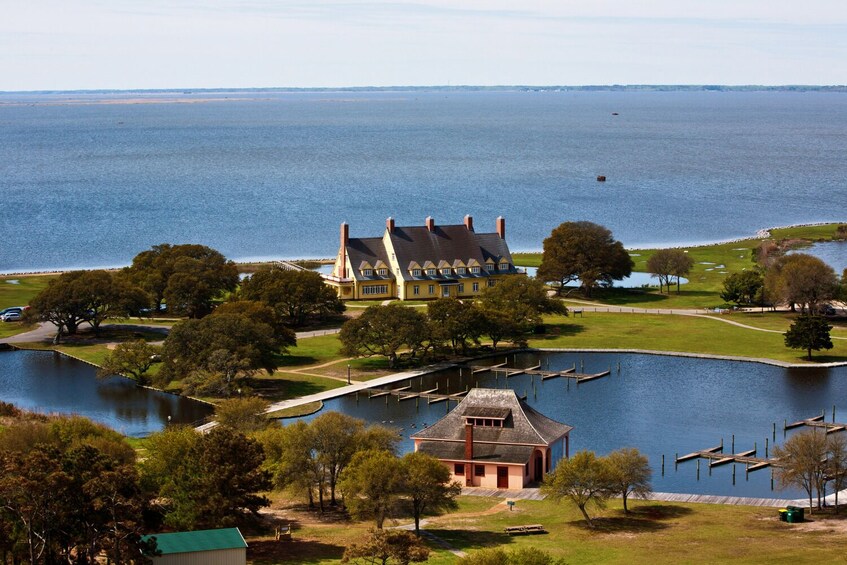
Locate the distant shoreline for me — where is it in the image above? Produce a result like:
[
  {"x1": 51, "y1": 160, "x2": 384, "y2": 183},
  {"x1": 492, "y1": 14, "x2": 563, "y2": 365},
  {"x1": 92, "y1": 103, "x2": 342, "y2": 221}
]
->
[
  {"x1": 2, "y1": 84, "x2": 847, "y2": 97},
  {"x1": 1, "y1": 222, "x2": 843, "y2": 277}
]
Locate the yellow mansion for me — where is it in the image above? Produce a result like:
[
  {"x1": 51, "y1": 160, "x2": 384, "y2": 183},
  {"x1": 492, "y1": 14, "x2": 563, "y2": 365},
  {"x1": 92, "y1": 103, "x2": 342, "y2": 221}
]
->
[{"x1": 323, "y1": 215, "x2": 523, "y2": 301}]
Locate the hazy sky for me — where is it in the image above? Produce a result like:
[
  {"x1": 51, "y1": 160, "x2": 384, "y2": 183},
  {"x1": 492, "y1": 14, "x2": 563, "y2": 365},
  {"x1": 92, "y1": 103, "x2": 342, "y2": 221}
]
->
[{"x1": 3, "y1": 1, "x2": 846, "y2": 90}]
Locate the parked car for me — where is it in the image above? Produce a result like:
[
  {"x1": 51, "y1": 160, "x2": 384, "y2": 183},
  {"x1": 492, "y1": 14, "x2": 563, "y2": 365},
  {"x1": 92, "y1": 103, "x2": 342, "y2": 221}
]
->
[
  {"x1": 0, "y1": 307, "x2": 23, "y2": 317},
  {"x1": 1, "y1": 311, "x2": 22, "y2": 322},
  {"x1": 820, "y1": 304, "x2": 837, "y2": 316}
]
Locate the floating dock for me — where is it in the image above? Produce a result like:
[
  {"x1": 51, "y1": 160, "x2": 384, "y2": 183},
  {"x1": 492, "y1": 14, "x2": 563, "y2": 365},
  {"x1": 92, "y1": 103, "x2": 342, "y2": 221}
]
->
[
  {"x1": 785, "y1": 415, "x2": 847, "y2": 434},
  {"x1": 676, "y1": 442, "x2": 781, "y2": 472}
]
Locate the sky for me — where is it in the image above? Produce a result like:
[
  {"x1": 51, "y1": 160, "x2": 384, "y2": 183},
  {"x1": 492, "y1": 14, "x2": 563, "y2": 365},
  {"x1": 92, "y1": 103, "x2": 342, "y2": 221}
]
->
[{"x1": 2, "y1": 1, "x2": 847, "y2": 91}]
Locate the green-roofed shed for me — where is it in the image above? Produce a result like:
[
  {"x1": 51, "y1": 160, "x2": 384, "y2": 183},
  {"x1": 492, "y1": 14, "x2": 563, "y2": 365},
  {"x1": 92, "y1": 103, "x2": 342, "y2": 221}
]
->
[{"x1": 142, "y1": 528, "x2": 247, "y2": 565}]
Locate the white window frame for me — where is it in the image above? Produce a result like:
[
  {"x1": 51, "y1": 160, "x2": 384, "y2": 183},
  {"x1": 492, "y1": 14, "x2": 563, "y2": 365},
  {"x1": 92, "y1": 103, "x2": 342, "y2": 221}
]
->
[
  {"x1": 413, "y1": 285, "x2": 420, "y2": 296},
  {"x1": 473, "y1": 282, "x2": 479, "y2": 292},
  {"x1": 412, "y1": 269, "x2": 422, "y2": 277},
  {"x1": 457, "y1": 267, "x2": 466, "y2": 275},
  {"x1": 428, "y1": 284, "x2": 435, "y2": 295},
  {"x1": 470, "y1": 266, "x2": 480, "y2": 274},
  {"x1": 377, "y1": 268, "x2": 387, "y2": 276},
  {"x1": 426, "y1": 268, "x2": 436, "y2": 276},
  {"x1": 458, "y1": 283, "x2": 464, "y2": 293},
  {"x1": 362, "y1": 269, "x2": 373, "y2": 277},
  {"x1": 485, "y1": 264, "x2": 495, "y2": 273},
  {"x1": 362, "y1": 285, "x2": 388, "y2": 295}
]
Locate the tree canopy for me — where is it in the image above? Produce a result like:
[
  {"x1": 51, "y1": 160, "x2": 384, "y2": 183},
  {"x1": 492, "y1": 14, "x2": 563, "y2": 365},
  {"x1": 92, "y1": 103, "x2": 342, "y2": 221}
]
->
[
  {"x1": 479, "y1": 276, "x2": 567, "y2": 348},
  {"x1": 342, "y1": 528, "x2": 430, "y2": 565},
  {"x1": 764, "y1": 253, "x2": 837, "y2": 312},
  {"x1": 646, "y1": 249, "x2": 694, "y2": 294},
  {"x1": 340, "y1": 304, "x2": 430, "y2": 368},
  {"x1": 721, "y1": 270, "x2": 765, "y2": 306},
  {"x1": 537, "y1": 221, "x2": 633, "y2": 296},
  {"x1": 143, "y1": 426, "x2": 271, "y2": 530},
  {"x1": 97, "y1": 339, "x2": 162, "y2": 385},
  {"x1": 124, "y1": 243, "x2": 239, "y2": 318},
  {"x1": 784, "y1": 314, "x2": 833, "y2": 360},
  {"x1": 0, "y1": 412, "x2": 153, "y2": 564},
  {"x1": 603, "y1": 448, "x2": 652, "y2": 513},
  {"x1": 30, "y1": 270, "x2": 148, "y2": 337},
  {"x1": 427, "y1": 297, "x2": 485, "y2": 354},
  {"x1": 540, "y1": 450, "x2": 610, "y2": 527},
  {"x1": 159, "y1": 308, "x2": 293, "y2": 396},
  {"x1": 400, "y1": 451, "x2": 462, "y2": 535},
  {"x1": 240, "y1": 267, "x2": 345, "y2": 327}
]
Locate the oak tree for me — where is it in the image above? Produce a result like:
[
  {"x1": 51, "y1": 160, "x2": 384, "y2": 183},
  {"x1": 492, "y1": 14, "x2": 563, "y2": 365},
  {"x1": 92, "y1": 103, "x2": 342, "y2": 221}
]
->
[
  {"x1": 537, "y1": 222, "x2": 632, "y2": 297},
  {"x1": 784, "y1": 315, "x2": 833, "y2": 361}
]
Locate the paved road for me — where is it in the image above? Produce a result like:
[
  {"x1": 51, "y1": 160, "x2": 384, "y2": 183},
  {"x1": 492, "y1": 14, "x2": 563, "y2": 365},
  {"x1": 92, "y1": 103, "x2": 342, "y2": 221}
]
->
[{"x1": 0, "y1": 321, "x2": 340, "y2": 345}]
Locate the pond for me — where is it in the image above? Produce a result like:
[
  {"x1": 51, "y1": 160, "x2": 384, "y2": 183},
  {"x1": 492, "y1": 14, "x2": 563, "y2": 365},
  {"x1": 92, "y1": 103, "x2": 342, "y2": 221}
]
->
[
  {"x1": 790, "y1": 240, "x2": 847, "y2": 272},
  {"x1": 298, "y1": 351, "x2": 847, "y2": 499},
  {"x1": 0, "y1": 350, "x2": 214, "y2": 437}
]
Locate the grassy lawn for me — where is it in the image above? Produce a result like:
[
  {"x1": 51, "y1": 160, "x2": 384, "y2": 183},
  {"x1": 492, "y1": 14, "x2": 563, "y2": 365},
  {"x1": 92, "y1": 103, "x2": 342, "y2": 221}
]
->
[
  {"x1": 14, "y1": 328, "x2": 166, "y2": 367},
  {"x1": 277, "y1": 334, "x2": 347, "y2": 368},
  {"x1": 0, "y1": 274, "x2": 55, "y2": 309},
  {"x1": 431, "y1": 497, "x2": 847, "y2": 565},
  {"x1": 0, "y1": 322, "x2": 38, "y2": 339},
  {"x1": 267, "y1": 400, "x2": 324, "y2": 419},
  {"x1": 251, "y1": 372, "x2": 347, "y2": 402},
  {"x1": 515, "y1": 223, "x2": 847, "y2": 310},
  {"x1": 532, "y1": 312, "x2": 847, "y2": 363},
  {"x1": 246, "y1": 495, "x2": 847, "y2": 564}
]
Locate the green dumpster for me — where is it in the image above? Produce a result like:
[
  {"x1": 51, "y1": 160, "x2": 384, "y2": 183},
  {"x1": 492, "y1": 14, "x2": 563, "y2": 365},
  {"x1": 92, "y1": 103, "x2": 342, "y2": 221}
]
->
[
  {"x1": 785, "y1": 506, "x2": 805, "y2": 523},
  {"x1": 778, "y1": 509, "x2": 787, "y2": 522}
]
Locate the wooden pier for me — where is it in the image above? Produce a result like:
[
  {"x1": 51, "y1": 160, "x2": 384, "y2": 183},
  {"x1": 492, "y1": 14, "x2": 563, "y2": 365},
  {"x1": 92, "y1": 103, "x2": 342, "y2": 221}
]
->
[
  {"x1": 363, "y1": 385, "x2": 469, "y2": 404},
  {"x1": 676, "y1": 443, "x2": 781, "y2": 472},
  {"x1": 461, "y1": 361, "x2": 611, "y2": 384},
  {"x1": 785, "y1": 415, "x2": 847, "y2": 434}
]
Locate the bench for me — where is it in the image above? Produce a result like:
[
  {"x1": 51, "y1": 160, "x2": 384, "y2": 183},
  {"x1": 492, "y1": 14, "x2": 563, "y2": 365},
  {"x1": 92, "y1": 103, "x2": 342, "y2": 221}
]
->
[
  {"x1": 275, "y1": 525, "x2": 292, "y2": 541},
  {"x1": 504, "y1": 524, "x2": 546, "y2": 535}
]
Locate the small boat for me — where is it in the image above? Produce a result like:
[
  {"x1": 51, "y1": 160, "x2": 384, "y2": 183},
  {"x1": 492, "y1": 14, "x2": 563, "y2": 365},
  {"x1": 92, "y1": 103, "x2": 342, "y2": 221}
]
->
[
  {"x1": 611, "y1": 112, "x2": 619, "y2": 116},
  {"x1": 596, "y1": 175, "x2": 606, "y2": 182}
]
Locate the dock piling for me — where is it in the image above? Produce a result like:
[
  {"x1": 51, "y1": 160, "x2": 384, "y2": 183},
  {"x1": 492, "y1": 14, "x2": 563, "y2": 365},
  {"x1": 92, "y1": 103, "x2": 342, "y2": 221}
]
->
[
  {"x1": 662, "y1": 454, "x2": 665, "y2": 476},
  {"x1": 765, "y1": 438, "x2": 768, "y2": 458},
  {"x1": 732, "y1": 464, "x2": 736, "y2": 485},
  {"x1": 773, "y1": 422, "x2": 776, "y2": 442},
  {"x1": 696, "y1": 459, "x2": 700, "y2": 480},
  {"x1": 731, "y1": 434, "x2": 734, "y2": 453}
]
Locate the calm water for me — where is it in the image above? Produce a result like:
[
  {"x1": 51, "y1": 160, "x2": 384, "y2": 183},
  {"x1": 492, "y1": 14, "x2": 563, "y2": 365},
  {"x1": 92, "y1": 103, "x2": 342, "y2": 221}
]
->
[
  {"x1": 2, "y1": 91, "x2": 847, "y2": 273},
  {"x1": 0, "y1": 350, "x2": 213, "y2": 437},
  {"x1": 298, "y1": 352, "x2": 847, "y2": 498}
]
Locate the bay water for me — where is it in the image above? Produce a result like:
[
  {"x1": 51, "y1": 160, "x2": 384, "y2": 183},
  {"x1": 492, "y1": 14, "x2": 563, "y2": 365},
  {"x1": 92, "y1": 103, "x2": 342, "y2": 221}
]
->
[{"x1": 2, "y1": 90, "x2": 846, "y2": 273}]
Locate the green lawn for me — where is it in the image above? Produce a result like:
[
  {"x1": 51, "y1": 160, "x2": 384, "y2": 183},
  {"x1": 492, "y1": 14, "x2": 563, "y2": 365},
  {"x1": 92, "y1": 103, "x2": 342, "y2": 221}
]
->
[
  {"x1": 532, "y1": 312, "x2": 847, "y2": 363},
  {"x1": 516, "y1": 222, "x2": 847, "y2": 310},
  {"x1": 0, "y1": 275, "x2": 55, "y2": 309},
  {"x1": 247, "y1": 494, "x2": 847, "y2": 564},
  {"x1": 251, "y1": 372, "x2": 347, "y2": 402}
]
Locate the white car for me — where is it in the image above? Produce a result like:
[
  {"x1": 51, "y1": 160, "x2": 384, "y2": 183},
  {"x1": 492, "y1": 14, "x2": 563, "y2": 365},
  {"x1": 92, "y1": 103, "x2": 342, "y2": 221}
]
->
[{"x1": 1, "y1": 311, "x2": 22, "y2": 322}]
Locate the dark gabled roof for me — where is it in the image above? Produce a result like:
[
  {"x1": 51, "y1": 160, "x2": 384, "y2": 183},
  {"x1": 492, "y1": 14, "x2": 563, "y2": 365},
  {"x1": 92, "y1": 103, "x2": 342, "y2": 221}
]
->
[
  {"x1": 141, "y1": 528, "x2": 247, "y2": 555},
  {"x1": 346, "y1": 237, "x2": 393, "y2": 282},
  {"x1": 388, "y1": 225, "x2": 518, "y2": 282},
  {"x1": 417, "y1": 440, "x2": 535, "y2": 465},
  {"x1": 411, "y1": 388, "x2": 572, "y2": 446},
  {"x1": 465, "y1": 407, "x2": 511, "y2": 419}
]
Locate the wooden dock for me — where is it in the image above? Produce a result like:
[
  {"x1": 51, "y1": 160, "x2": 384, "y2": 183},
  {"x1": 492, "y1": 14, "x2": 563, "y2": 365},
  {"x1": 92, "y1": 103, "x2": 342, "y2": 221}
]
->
[
  {"x1": 676, "y1": 443, "x2": 781, "y2": 471},
  {"x1": 785, "y1": 415, "x2": 847, "y2": 434},
  {"x1": 470, "y1": 362, "x2": 507, "y2": 374},
  {"x1": 362, "y1": 385, "x2": 468, "y2": 404}
]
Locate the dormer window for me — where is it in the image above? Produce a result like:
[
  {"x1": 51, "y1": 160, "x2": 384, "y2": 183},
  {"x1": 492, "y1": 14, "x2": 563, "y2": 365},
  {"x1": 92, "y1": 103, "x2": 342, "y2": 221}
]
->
[
  {"x1": 412, "y1": 269, "x2": 422, "y2": 277},
  {"x1": 426, "y1": 268, "x2": 436, "y2": 276},
  {"x1": 362, "y1": 269, "x2": 373, "y2": 277},
  {"x1": 471, "y1": 266, "x2": 480, "y2": 274},
  {"x1": 499, "y1": 262, "x2": 510, "y2": 271},
  {"x1": 485, "y1": 264, "x2": 495, "y2": 273},
  {"x1": 457, "y1": 267, "x2": 466, "y2": 275},
  {"x1": 441, "y1": 268, "x2": 451, "y2": 276},
  {"x1": 377, "y1": 268, "x2": 388, "y2": 276}
]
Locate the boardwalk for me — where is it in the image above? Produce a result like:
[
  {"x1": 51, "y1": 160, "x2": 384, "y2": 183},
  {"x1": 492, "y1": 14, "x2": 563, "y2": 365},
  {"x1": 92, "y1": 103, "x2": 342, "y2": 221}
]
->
[{"x1": 460, "y1": 487, "x2": 805, "y2": 508}]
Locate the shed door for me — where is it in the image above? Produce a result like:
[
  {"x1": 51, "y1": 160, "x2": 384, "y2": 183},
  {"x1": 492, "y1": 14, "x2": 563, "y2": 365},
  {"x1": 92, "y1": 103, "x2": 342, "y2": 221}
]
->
[{"x1": 497, "y1": 466, "x2": 508, "y2": 488}]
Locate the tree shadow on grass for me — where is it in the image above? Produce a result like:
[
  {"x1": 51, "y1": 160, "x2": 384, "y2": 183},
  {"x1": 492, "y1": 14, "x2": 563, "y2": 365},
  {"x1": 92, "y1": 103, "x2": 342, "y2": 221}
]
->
[
  {"x1": 425, "y1": 528, "x2": 513, "y2": 553},
  {"x1": 569, "y1": 505, "x2": 693, "y2": 533},
  {"x1": 247, "y1": 375, "x2": 333, "y2": 401},
  {"x1": 248, "y1": 539, "x2": 343, "y2": 564},
  {"x1": 534, "y1": 323, "x2": 586, "y2": 339}
]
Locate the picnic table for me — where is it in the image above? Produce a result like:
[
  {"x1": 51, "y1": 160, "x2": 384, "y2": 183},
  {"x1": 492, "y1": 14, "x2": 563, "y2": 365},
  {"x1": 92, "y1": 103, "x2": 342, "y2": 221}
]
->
[{"x1": 503, "y1": 524, "x2": 546, "y2": 535}]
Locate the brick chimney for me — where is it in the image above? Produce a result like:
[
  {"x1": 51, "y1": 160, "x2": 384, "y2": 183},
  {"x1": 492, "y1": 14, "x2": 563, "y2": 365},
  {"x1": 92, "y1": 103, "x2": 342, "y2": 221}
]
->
[
  {"x1": 339, "y1": 222, "x2": 349, "y2": 278},
  {"x1": 426, "y1": 216, "x2": 435, "y2": 232},
  {"x1": 464, "y1": 422, "x2": 474, "y2": 486},
  {"x1": 386, "y1": 217, "x2": 395, "y2": 234},
  {"x1": 496, "y1": 216, "x2": 505, "y2": 240},
  {"x1": 464, "y1": 215, "x2": 474, "y2": 231}
]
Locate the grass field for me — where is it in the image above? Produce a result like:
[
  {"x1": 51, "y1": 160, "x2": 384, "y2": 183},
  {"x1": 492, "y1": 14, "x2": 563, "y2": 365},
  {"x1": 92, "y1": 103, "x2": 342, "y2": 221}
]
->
[
  {"x1": 514, "y1": 222, "x2": 847, "y2": 310},
  {"x1": 0, "y1": 275, "x2": 54, "y2": 309},
  {"x1": 531, "y1": 312, "x2": 847, "y2": 364},
  {"x1": 246, "y1": 495, "x2": 847, "y2": 564}
]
